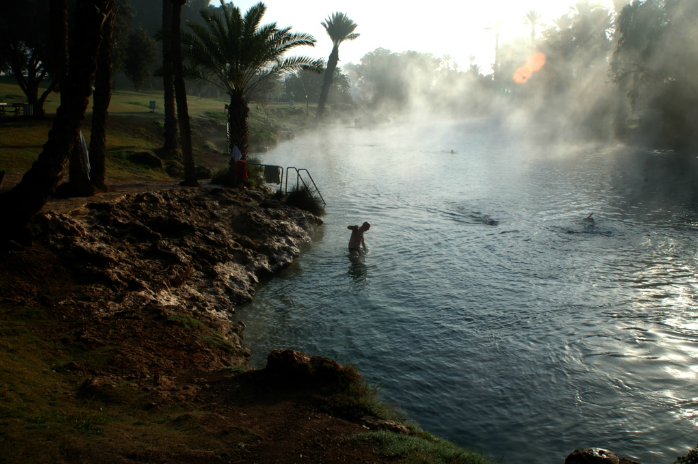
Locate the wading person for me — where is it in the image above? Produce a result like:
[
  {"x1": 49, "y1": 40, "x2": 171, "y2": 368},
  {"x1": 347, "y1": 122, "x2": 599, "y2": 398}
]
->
[{"x1": 347, "y1": 222, "x2": 370, "y2": 257}]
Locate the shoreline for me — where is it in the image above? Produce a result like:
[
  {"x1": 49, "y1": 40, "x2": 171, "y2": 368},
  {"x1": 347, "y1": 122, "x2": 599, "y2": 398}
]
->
[{"x1": 0, "y1": 185, "x2": 499, "y2": 463}]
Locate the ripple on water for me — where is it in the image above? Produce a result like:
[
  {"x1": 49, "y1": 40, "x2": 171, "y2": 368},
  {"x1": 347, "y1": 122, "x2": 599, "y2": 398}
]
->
[{"x1": 236, "y1": 126, "x2": 698, "y2": 463}]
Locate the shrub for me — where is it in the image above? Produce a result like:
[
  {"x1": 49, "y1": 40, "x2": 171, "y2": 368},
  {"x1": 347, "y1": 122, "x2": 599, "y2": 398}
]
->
[
  {"x1": 211, "y1": 159, "x2": 264, "y2": 189},
  {"x1": 285, "y1": 184, "x2": 325, "y2": 216},
  {"x1": 164, "y1": 160, "x2": 184, "y2": 178},
  {"x1": 675, "y1": 444, "x2": 698, "y2": 464}
]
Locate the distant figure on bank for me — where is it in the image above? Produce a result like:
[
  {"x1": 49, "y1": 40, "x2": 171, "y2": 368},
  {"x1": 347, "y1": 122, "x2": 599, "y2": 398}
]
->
[
  {"x1": 584, "y1": 213, "x2": 594, "y2": 223},
  {"x1": 347, "y1": 222, "x2": 370, "y2": 257}
]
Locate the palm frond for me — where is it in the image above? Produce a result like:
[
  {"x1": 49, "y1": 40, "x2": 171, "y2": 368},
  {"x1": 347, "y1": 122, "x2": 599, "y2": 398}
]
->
[{"x1": 321, "y1": 12, "x2": 359, "y2": 46}]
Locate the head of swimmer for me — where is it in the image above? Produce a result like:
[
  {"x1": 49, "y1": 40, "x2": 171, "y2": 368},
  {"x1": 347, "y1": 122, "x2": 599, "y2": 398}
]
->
[{"x1": 360, "y1": 222, "x2": 371, "y2": 231}]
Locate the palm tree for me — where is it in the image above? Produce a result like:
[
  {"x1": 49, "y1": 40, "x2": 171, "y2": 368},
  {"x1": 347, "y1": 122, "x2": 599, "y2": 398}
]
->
[
  {"x1": 483, "y1": 20, "x2": 502, "y2": 82},
  {"x1": 171, "y1": 0, "x2": 198, "y2": 187},
  {"x1": 183, "y1": 1, "x2": 319, "y2": 169},
  {"x1": 316, "y1": 12, "x2": 358, "y2": 119},
  {"x1": 162, "y1": 0, "x2": 179, "y2": 153},
  {"x1": 89, "y1": 3, "x2": 117, "y2": 191},
  {"x1": 524, "y1": 10, "x2": 543, "y2": 43}
]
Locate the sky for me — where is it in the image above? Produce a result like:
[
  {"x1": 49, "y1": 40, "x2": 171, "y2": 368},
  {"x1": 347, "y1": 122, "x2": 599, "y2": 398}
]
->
[{"x1": 226, "y1": 0, "x2": 617, "y2": 72}]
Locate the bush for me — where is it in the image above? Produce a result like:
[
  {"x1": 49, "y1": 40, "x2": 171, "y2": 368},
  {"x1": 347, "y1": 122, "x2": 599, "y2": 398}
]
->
[
  {"x1": 675, "y1": 445, "x2": 698, "y2": 464},
  {"x1": 211, "y1": 168, "x2": 235, "y2": 186},
  {"x1": 285, "y1": 185, "x2": 325, "y2": 216},
  {"x1": 211, "y1": 158, "x2": 264, "y2": 188},
  {"x1": 164, "y1": 160, "x2": 184, "y2": 178}
]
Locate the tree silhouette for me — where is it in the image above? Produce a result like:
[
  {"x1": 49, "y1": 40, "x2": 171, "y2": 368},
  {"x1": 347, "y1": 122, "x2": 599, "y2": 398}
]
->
[
  {"x1": 182, "y1": 1, "x2": 319, "y2": 167},
  {"x1": 0, "y1": 0, "x2": 111, "y2": 244},
  {"x1": 316, "y1": 12, "x2": 359, "y2": 119},
  {"x1": 162, "y1": 0, "x2": 179, "y2": 153},
  {"x1": 171, "y1": 0, "x2": 198, "y2": 187},
  {"x1": 524, "y1": 10, "x2": 543, "y2": 43}
]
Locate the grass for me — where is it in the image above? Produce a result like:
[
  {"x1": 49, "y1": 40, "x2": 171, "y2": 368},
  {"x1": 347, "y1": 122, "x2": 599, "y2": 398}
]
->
[
  {"x1": 0, "y1": 79, "x2": 308, "y2": 181},
  {"x1": 352, "y1": 431, "x2": 498, "y2": 464},
  {"x1": 0, "y1": 303, "x2": 251, "y2": 462},
  {"x1": 285, "y1": 184, "x2": 326, "y2": 216},
  {"x1": 167, "y1": 313, "x2": 239, "y2": 354}
]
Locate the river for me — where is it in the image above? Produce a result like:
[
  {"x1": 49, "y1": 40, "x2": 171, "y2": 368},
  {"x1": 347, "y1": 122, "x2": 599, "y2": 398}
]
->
[{"x1": 234, "y1": 118, "x2": 698, "y2": 463}]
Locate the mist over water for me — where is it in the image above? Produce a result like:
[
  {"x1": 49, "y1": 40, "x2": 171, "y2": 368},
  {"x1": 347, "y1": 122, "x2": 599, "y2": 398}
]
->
[{"x1": 235, "y1": 119, "x2": 698, "y2": 463}]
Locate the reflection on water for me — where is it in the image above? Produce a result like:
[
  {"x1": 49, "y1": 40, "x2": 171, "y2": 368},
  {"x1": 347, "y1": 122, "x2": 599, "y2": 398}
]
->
[
  {"x1": 347, "y1": 258, "x2": 368, "y2": 286},
  {"x1": 235, "y1": 120, "x2": 698, "y2": 463}
]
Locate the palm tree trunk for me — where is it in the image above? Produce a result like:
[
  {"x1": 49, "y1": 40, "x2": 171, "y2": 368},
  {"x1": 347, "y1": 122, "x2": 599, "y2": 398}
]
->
[
  {"x1": 50, "y1": 0, "x2": 68, "y2": 99},
  {"x1": 89, "y1": 6, "x2": 117, "y2": 191},
  {"x1": 227, "y1": 91, "x2": 250, "y2": 171},
  {"x1": 316, "y1": 45, "x2": 339, "y2": 119},
  {"x1": 0, "y1": 0, "x2": 109, "y2": 244},
  {"x1": 171, "y1": 0, "x2": 199, "y2": 187},
  {"x1": 162, "y1": 0, "x2": 179, "y2": 152}
]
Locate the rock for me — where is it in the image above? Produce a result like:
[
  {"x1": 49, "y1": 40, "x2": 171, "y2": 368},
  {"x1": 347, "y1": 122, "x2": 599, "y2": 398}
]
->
[
  {"x1": 361, "y1": 417, "x2": 410, "y2": 435},
  {"x1": 619, "y1": 459, "x2": 641, "y2": 464},
  {"x1": 130, "y1": 151, "x2": 163, "y2": 169},
  {"x1": 565, "y1": 448, "x2": 620, "y2": 464},
  {"x1": 265, "y1": 350, "x2": 345, "y2": 383}
]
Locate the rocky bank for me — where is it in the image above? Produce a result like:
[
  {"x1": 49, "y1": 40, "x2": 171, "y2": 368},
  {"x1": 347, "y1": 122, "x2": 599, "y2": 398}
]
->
[{"x1": 0, "y1": 185, "x2": 659, "y2": 463}]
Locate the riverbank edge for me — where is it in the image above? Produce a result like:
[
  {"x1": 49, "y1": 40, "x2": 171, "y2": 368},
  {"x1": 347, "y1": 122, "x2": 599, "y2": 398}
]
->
[{"x1": 0, "y1": 185, "x2": 498, "y2": 463}]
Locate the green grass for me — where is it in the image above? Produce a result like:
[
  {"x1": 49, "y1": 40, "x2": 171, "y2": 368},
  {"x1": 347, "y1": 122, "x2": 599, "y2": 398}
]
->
[
  {"x1": 0, "y1": 303, "x2": 252, "y2": 462},
  {"x1": 167, "y1": 313, "x2": 239, "y2": 354},
  {"x1": 352, "y1": 431, "x2": 498, "y2": 464},
  {"x1": 0, "y1": 80, "x2": 312, "y2": 180}
]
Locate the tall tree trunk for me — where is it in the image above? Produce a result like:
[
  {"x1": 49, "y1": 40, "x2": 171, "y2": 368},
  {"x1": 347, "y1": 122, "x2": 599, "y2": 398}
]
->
[
  {"x1": 316, "y1": 45, "x2": 339, "y2": 119},
  {"x1": 50, "y1": 0, "x2": 68, "y2": 102},
  {"x1": 227, "y1": 91, "x2": 250, "y2": 172},
  {"x1": 0, "y1": 0, "x2": 109, "y2": 244},
  {"x1": 171, "y1": 0, "x2": 198, "y2": 187},
  {"x1": 162, "y1": 0, "x2": 179, "y2": 152},
  {"x1": 89, "y1": 6, "x2": 116, "y2": 191}
]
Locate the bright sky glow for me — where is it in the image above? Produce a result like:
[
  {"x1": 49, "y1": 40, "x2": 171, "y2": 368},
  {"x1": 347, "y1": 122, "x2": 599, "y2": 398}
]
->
[{"x1": 226, "y1": 0, "x2": 618, "y2": 72}]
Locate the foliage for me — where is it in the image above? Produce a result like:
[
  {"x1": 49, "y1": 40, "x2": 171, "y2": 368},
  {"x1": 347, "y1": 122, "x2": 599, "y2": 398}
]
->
[
  {"x1": 182, "y1": 2, "x2": 320, "y2": 101},
  {"x1": 285, "y1": 185, "x2": 325, "y2": 216},
  {"x1": 0, "y1": 0, "x2": 56, "y2": 116},
  {"x1": 674, "y1": 444, "x2": 698, "y2": 464},
  {"x1": 285, "y1": 65, "x2": 353, "y2": 105},
  {"x1": 316, "y1": 12, "x2": 359, "y2": 118},
  {"x1": 123, "y1": 27, "x2": 158, "y2": 91},
  {"x1": 210, "y1": 167, "x2": 235, "y2": 186},
  {"x1": 610, "y1": 0, "x2": 698, "y2": 148},
  {"x1": 111, "y1": 0, "x2": 136, "y2": 76},
  {"x1": 130, "y1": 0, "x2": 215, "y2": 40},
  {"x1": 181, "y1": 0, "x2": 321, "y2": 160},
  {"x1": 352, "y1": 431, "x2": 497, "y2": 464}
]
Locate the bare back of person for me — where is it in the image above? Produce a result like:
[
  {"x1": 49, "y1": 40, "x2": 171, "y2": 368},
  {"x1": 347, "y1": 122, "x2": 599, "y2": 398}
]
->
[{"x1": 347, "y1": 221, "x2": 370, "y2": 257}]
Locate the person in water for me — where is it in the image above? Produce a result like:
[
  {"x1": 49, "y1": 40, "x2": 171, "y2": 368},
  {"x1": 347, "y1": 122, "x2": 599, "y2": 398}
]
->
[{"x1": 347, "y1": 222, "x2": 370, "y2": 257}]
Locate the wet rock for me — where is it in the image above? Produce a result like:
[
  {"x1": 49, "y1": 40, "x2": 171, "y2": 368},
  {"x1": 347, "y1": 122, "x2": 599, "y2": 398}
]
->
[
  {"x1": 361, "y1": 417, "x2": 411, "y2": 435},
  {"x1": 265, "y1": 350, "x2": 345, "y2": 384},
  {"x1": 565, "y1": 448, "x2": 620, "y2": 464}
]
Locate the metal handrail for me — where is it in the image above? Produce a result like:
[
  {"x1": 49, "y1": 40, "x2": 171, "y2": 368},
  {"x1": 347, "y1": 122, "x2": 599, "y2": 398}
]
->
[{"x1": 284, "y1": 167, "x2": 326, "y2": 207}]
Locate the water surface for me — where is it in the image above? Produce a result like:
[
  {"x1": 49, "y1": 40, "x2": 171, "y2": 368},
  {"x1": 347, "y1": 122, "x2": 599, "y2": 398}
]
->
[{"x1": 235, "y1": 119, "x2": 698, "y2": 463}]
